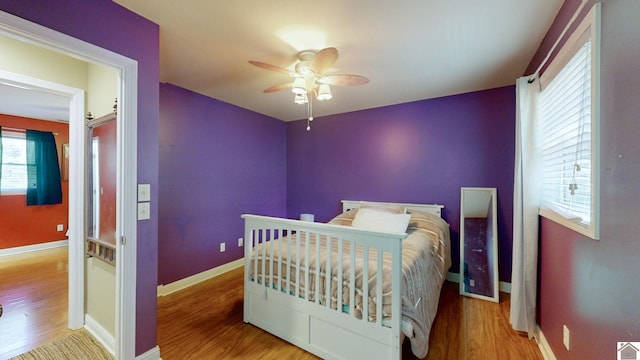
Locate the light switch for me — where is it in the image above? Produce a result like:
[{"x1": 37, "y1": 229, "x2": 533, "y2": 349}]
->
[
  {"x1": 138, "y1": 184, "x2": 151, "y2": 202},
  {"x1": 138, "y1": 202, "x2": 150, "y2": 220}
]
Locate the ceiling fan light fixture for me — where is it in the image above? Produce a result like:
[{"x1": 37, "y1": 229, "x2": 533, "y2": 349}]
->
[
  {"x1": 294, "y1": 93, "x2": 308, "y2": 104},
  {"x1": 292, "y1": 77, "x2": 307, "y2": 95},
  {"x1": 250, "y1": 47, "x2": 368, "y2": 131},
  {"x1": 316, "y1": 84, "x2": 332, "y2": 101}
]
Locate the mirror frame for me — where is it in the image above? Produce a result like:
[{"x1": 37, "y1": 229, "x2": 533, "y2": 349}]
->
[
  {"x1": 86, "y1": 111, "x2": 117, "y2": 265},
  {"x1": 459, "y1": 187, "x2": 499, "y2": 302}
]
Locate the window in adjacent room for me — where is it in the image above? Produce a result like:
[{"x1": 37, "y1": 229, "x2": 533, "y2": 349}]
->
[
  {"x1": 0, "y1": 129, "x2": 28, "y2": 194},
  {"x1": 537, "y1": 4, "x2": 600, "y2": 239}
]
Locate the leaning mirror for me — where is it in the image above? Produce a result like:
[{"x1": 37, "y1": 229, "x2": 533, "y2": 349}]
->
[
  {"x1": 459, "y1": 187, "x2": 499, "y2": 302},
  {"x1": 86, "y1": 111, "x2": 117, "y2": 265}
]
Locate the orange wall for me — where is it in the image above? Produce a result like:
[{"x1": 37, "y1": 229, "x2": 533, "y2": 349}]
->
[{"x1": 0, "y1": 114, "x2": 69, "y2": 249}]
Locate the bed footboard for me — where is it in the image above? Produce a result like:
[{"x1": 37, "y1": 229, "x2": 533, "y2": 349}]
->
[{"x1": 242, "y1": 214, "x2": 406, "y2": 360}]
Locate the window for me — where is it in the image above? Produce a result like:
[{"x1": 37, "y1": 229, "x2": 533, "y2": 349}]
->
[
  {"x1": 538, "y1": 5, "x2": 600, "y2": 239},
  {"x1": 0, "y1": 130, "x2": 28, "y2": 194}
]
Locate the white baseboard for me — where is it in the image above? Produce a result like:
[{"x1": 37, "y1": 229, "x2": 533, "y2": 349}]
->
[
  {"x1": 87, "y1": 314, "x2": 163, "y2": 360},
  {"x1": 0, "y1": 239, "x2": 68, "y2": 257},
  {"x1": 446, "y1": 271, "x2": 460, "y2": 283},
  {"x1": 445, "y1": 271, "x2": 512, "y2": 293},
  {"x1": 535, "y1": 325, "x2": 557, "y2": 360},
  {"x1": 157, "y1": 258, "x2": 244, "y2": 297},
  {"x1": 136, "y1": 345, "x2": 162, "y2": 360},
  {"x1": 84, "y1": 314, "x2": 115, "y2": 356},
  {"x1": 500, "y1": 281, "x2": 512, "y2": 293}
]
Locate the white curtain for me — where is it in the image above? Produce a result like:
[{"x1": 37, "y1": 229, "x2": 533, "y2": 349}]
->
[{"x1": 510, "y1": 76, "x2": 541, "y2": 338}]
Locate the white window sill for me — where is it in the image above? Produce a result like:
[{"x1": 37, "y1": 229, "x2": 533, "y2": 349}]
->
[
  {"x1": 539, "y1": 207, "x2": 599, "y2": 240},
  {"x1": 0, "y1": 190, "x2": 26, "y2": 195}
]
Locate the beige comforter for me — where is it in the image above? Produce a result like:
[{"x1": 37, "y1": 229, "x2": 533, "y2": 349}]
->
[{"x1": 249, "y1": 209, "x2": 450, "y2": 358}]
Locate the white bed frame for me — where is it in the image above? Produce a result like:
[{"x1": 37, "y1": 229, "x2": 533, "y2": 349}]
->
[{"x1": 242, "y1": 200, "x2": 444, "y2": 360}]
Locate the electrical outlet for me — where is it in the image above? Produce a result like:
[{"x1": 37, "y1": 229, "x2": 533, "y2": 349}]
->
[
  {"x1": 238, "y1": 238, "x2": 243, "y2": 247},
  {"x1": 220, "y1": 242, "x2": 225, "y2": 252},
  {"x1": 563, "y1": 324, "x2": 570, "y2": 350},
  {"x1": 56, "y1": 224, "x2": 64, "y2": 232},
  {"x1": 469, "y1": 279, "x2": 475, "y2": 287}
]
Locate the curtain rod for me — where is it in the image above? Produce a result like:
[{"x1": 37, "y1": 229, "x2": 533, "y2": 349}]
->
[
  {"x1": 528, "y1": 0, "x2": 589, "y2": 82},
  {"x1": 1, "y1": 126, "x2": 59, "y2": 136}
]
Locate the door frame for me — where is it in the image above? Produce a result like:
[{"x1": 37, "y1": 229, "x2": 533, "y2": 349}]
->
[{"x1": 0, "y1": 10, "x2": 138, "y2": 360}]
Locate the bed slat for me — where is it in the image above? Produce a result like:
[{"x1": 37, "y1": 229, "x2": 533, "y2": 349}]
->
[
  {"x1": 325, "y1": 235, "x2": 332, "y2": 309},
  {"x1": 305, "y1": 230, "x2": 310, "y2": 302},
  {"x1": 337, "y1": 237, "x2": 344, "y2": 314},
  {"x1": 349, "y1": 239, "x2": 356, "y2": 317},
  {"x1": 314, "y1": 231, "x2": 321, "y2": 305},
  {"x1": 376, "y1": 250, "x2": 383, "y2": 325},
  {"x1": 363, "y1": 244, "x2": 369, "y2": 323}
]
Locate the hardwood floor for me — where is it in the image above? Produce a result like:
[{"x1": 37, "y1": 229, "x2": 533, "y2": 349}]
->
[
  {"x1": 0, "y1": 248, "x2": 543, "y2": 359},
  {"x1": 158, "y1": 266, "x2": 543, "y2": 360},
  {"x1": 0, "y1": 247, "x2": 71, "y2": 360},
  {"x1": 419, "y1": 282, "x2": 542, "y2": 360}
]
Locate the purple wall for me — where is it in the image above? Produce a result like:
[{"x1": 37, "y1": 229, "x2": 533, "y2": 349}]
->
[
  {"x1": 531, "y1": 1, "x2": 640, "y2": 359},
  {"x1": 158, "y1": 83, "x2": 287, "y2": 284},
  {"x1": 287, "y1": 87, "x2": 515, "y2": 282},
  {"x1": 0, "y1": 0, "x2": 160, "y2": 355}
]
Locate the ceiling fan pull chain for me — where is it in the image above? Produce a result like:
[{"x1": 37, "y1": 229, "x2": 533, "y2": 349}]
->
[{"x1": 306, "y1": 96, "x2": 314, "y2": 131}]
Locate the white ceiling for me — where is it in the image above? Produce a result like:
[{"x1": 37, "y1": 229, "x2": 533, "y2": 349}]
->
[
  {"x1": 113, "y1": 0, "x2": 563, "y2": 122},
  {"x1": 0, "y1": 1, "x2": 563, "y2": 123},
  {"x1": 0, "y1": 81, "x2": 69, "y2": 122}
]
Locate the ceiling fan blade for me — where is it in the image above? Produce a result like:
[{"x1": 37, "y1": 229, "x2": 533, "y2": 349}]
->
[
  {"x1": 263, "y1": 82, "x2": 293, "y2": 93},
  {"x1": 310, "y1": 47, "x2": 338, "y2": 74},
  {"x1": 249, "y1": 61, "x2": 293, "y2": 76},
  {"x1": 320, "y1": 74, "x2": 369, "y2": 86}
]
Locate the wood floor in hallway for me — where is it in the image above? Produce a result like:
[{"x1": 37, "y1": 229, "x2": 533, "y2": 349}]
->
[{"x1": 0, "y1": 247, "x2": 71, "y2": 360}]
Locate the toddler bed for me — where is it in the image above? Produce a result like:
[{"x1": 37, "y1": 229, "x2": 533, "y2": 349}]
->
[{"x1": 242, "y1": 200, "x2": 451, "y2": 359}]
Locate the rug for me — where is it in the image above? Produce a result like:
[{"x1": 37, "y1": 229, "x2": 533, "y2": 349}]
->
[{"x1": 10, "y1": 329, "x2": 114, "y2": 360}]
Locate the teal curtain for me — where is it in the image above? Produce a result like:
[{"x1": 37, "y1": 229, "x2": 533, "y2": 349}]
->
[{"x1": 26, "y1": 130, "x2": 62, "y2": 205}]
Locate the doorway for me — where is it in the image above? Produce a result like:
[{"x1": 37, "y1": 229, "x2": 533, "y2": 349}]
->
[{"x1": 0, "y1": 10, "x2": 138, "y2": 360}]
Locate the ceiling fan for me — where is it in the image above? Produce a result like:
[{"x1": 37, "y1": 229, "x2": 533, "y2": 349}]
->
[{"x1": 249, "y1": 47, "x2": 369, "y2": 130}]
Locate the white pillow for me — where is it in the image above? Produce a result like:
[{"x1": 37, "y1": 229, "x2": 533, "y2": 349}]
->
[{"x1": 352, "y1": 208, "x2": 411, "y2": 234}]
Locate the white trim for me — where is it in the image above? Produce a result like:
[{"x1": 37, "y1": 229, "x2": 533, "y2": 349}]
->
[
  {"x1": 135, "y1": 346, "x2": 162, "y2": 360},
  {"x1": 68, "y1": 78, "x2": 86, "y2": 331},
  {"x1": 85, "y1": 314, "x2": 116, "y2": 356},
  {"x1": 499, "y1": 281, "x2": 512, "y2": 294},
  {"x1": 157, "y1": 258, "x2": 244, "y2": 297},
  {"x1": 115, "y1": 50, "x2": 139, "y2": 360},
  {"x1": 0, "y1": 10, "x2": 139, "y2": 360},
  {"x1": 535, "y1": 325, "x2": 557, "y2": 360},
  {"x1": 446, "y1": 271, "x2": 512, "y2": 294},
  {"x1": 0, "y1": 240, "x2": 68, "y2": 257}
]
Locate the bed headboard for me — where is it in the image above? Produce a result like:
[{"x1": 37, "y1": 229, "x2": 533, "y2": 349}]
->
[{"x1": 341, "y1": 200, "x2": 444, "y2": 218}]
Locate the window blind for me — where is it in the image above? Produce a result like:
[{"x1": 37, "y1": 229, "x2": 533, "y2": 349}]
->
[
  {"x1": 538, "y1": 39, "x2": 592, "y2": 223},
  {"x1": 0, "y1": 129, "x2": 28, "y2": 193}
]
